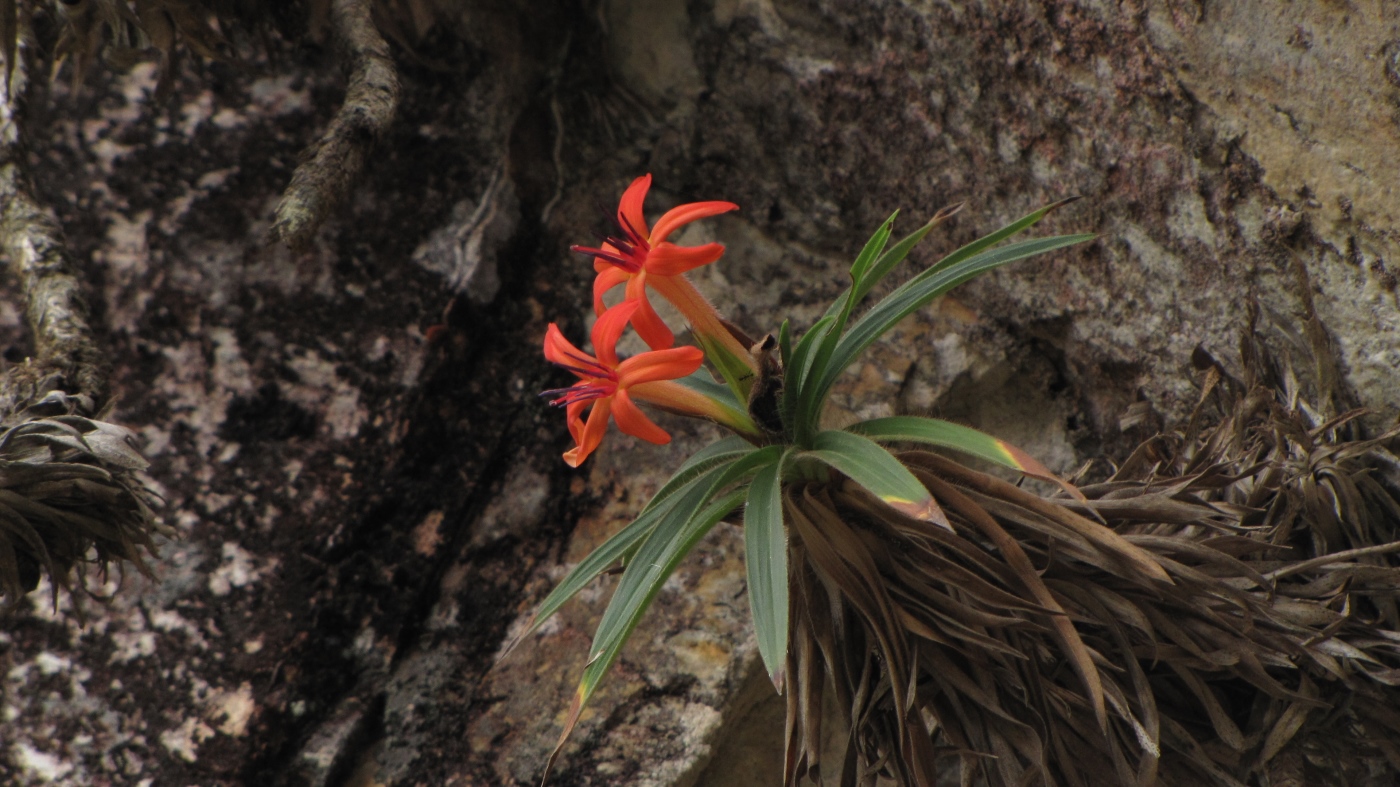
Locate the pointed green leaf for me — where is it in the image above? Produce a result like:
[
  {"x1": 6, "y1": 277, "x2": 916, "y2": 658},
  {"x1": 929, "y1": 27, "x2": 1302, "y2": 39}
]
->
[
  {"x1": 589, "y1": 445, "x2": 783, "y2": 662},
  {"x1": 694, "y1": 330, "x2": 758, "y2": 406},
  {"x1": 847, "y1": 416, "x2": 1083, "y2": 499},
  {"x1": 548, "y1": 443, "x2": 785, "y2": 764},
  {"x1": 847, "y1": 202, "x2": 964, "y2": 311},
  {"x1": 780, "y1": 314, "x2": 836, "y2": 442},
  {"x1": 930, "y1": 197, "x2": 1081, "y2": 280},
  {"x1": 586, "y1": 488, "x2": 748, "y2": 670},
  {"x1": 504, "y1": 440, "x2": 757, "y2": 654},
  {"x1": 818, "y1": 203, "x2": 964, "y2": 332},
  {"x1": 804, "y1": 430, "x2": 948, "y2": 527},
  {"x1": 641, "y1": 435, "x2": 757, "y2": 515},
  {"x1": 929, "y1": 196, "x2": 1080, "y2": 273},
  {"x1": 745, "y1": 449, "x2": 791, "y2": 690},
  {"x1": 807, "y1": 232, "x2": 1095, "y2": 425},
  {"x1": 848, "y1": 212, "x2": 897, "y2": 288},
  {"x1": 801, "y1": 210, "x2": 949, "y2": 432},
  {"x1": 671, "y1": 370, "x2": 744, "y2": 411},
  {"x1": 543, "y1": 485, "x2": 749, "y2": 781},
  {"x1": 785, "y1": 315, "x2": 835, "y2": 395},
  {"x1": 777, "y1": 319, "x2": 792, "y2": 371},
  {"x1": 789, "y1": 215, "x2": 898, "y2": 442}
]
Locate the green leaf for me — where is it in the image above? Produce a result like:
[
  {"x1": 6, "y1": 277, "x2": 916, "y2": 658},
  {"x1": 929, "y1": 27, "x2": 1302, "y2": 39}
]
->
[
  {"x1": 781, "y1": 314, "x2": 836, "y2": 442},
  {"x1": 589, "y1": 445, "x2": 782, "y2": 663},
  {"x1": 542, "y1": 486, "x2": 749, "y2": 781},
  {"x1": 695, "y1": 330, "x2": 758, "y2": 407},
  {"x1": 671, "y1": 371, "x2": 758, "y2": 437},
  {"x1": 672, "y1": 370, "x2": 743, "y2": 410},
  {"x1": 807, "y1": 232, "x2": 1095, "y2": 426},
  {"x1": 848, "y1": 203, "x2": 964, "y2": 312},
  {"x1": 777, "y1": 319, "x2": 792, "y2": 371},
  {"x1": 585, "y1": 485, "x2": 747, "y2": 670},
  {"x1": 847, "y1": 416, "x2": 1082, "y2": 498},
  {"x1": 788, "y1": 208, "x2": 962, "y2": 446},
  {"x1": 548, "y1": 445, "x2": 782, "y2": 772},
  {"x1": 802, "y1": 212, "x2": 940, "y2": 434},
  {"x1": 817, "y1": 203, "x2": 964, "y2": 332},
  {"x1": 789, "y1": 212, "x2": 896, "y2": 442},
  {"x1": 928, "y1": 197, "x2": 1082, "y2": 279},
  {"x1": 803, "y1": 430, "x2": 949, "y2": 527},
  {"x1": 848, "y1": 212, "x2": 898, "y2": 289},
  {"x1": 786, "y1": 316, "x2": 835, "y2": 396},
  {"x1": 745, "y1": 449, "x2": 791, "y2": 690},
  {"x1": 504, "y1": 439, "x2": 757, "y2": 654},
  {"x1": 643, "y1": 435, "x2": 757, "y2": 514}
]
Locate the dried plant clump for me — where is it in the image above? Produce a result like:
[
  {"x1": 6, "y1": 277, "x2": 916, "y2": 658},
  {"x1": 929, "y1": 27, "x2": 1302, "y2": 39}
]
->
[
  {"x1": 779, "y1": 327, "x2": 1400, "y2": 786},
  {"x1": 0, "y1": 389, "x2": 161, "y2": 603},
  {"x1": 45, "y1": 0, "x2": 230, "y2": 95}
]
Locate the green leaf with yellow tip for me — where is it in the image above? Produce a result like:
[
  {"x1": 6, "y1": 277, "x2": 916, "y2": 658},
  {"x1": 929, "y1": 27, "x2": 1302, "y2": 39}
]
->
[
  {"x1": 803, "y1": 430, "x2": 950, "y2": 529},
  {"x1": 846, "y1": 416, "x2": 1084, "y2": 500}
]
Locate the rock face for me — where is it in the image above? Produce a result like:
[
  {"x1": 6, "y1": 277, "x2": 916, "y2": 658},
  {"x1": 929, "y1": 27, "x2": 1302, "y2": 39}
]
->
[{"x1": 0, "y1": 1, "x2": 1396, "y2": 785}]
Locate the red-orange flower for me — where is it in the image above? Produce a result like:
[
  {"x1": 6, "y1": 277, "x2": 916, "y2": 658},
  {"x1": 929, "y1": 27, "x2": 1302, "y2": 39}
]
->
[
  {"x1": 572, "y1": 174, "x2": 738, "y2": 351},
  {"x1": 543, "y1": 300, "x2": 705, "y2": 467}
]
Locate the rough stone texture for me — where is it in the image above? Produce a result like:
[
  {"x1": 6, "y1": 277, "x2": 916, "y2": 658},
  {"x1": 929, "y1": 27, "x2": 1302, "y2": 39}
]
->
[{"x1": 1, "y1": 1, "x2": 1397, "y2": 786}]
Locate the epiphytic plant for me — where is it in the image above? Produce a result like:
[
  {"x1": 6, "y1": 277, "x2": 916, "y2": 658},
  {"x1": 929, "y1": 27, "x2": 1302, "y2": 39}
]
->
[{"x1": 517, "y1": 176, "x2": 1400, "y2": 786}]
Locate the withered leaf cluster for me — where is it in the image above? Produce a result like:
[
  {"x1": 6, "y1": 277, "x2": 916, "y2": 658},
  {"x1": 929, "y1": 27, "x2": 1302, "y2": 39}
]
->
[
  {"x1": 0, "y1": 389, "x2": 161, "y2": 603},
  {"x1": 783, "y1": 328, "x2": 1400, "y2": 786}
]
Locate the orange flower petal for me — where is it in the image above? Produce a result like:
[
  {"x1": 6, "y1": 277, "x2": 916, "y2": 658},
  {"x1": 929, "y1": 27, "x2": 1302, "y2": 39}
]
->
[
  {"x1": 590, "y1": 300, "x2": 639, "y2": 368},
  {"x1": 617, "y1": 174, "x2": 652, "y2": 240},
  {"x1": 611, "y1": 389, "x2": 671, "y2": 445},
  {"x1": 563, "y1": 397, "x2": 612, "y2": 467},
  {"x1": 617, "y1": 346, "x2": 704, "y2": 386},
  {"x1": 592, "y1": 266, "x2": 631, "y2": 315},
  {"x1": 645, "y1": 242, "x2": 726, "y2": 277},
  {"x1": 625, "y1": 274, "x2": 675, "y2": 351},
  {"x1": 650, "y1": 200, "x2": 738, "y2": 245},
  {"x1": 565, "y1": 400, "x2": 588, "y2": 444},
  {"x1": 543, "y1": 324, "x2": 589, "y2": 368}
]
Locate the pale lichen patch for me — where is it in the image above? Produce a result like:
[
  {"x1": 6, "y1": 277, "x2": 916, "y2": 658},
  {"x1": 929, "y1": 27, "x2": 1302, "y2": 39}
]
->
[
  {"x1": 13, "y1": 742, "x2": 73, "y2": 782},
  {"x1": 109, "y1": 619, "x2": 158, "y2": 665},
  {"x1": 159, "y1": 717, "x2": 215, "y2": 763},
  {"x1": 208, "y1": 542, "x2": 277, "y2": 597},
  {"x1": 283, "y1": 349, "x2": 370, "y2": 439},
  {"x1": 207, "y1": 682, "x2": 256, "y2": 737},
  {"x1": 148, "y1": 609, "x2": 210, "y2": 651},
  {"x1": 33, "y1": 652, "x2": 72, "y2": 676}
]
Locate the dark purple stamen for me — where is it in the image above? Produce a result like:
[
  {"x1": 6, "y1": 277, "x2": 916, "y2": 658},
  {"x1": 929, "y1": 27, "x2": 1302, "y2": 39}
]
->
[
  {"x1": 616, "y1": 211, "x2": 647, "y2": 246},
  {"x1": 541, "y1": 381, "x2": 613, "y2": 407},
  {"x1": 569, "y1": 206, "x2": 652, "y2": 274},
  {"x1": 571, "y1": 244, "x2": 639, "y2": 272}
]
